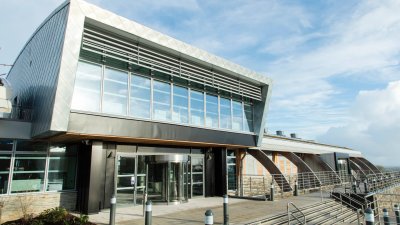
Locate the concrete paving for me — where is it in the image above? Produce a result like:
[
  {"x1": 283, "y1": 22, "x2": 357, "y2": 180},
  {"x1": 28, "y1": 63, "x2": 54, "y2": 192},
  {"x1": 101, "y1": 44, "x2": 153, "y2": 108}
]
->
[{"x1": 86, "y1": 191, "x2": 330, "y2": 225}]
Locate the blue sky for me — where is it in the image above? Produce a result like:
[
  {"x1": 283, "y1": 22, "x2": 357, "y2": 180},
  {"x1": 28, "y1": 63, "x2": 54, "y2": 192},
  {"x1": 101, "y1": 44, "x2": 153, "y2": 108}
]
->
[{"x1": 1, "y1": 0, "x2": 400, "y2": 166}]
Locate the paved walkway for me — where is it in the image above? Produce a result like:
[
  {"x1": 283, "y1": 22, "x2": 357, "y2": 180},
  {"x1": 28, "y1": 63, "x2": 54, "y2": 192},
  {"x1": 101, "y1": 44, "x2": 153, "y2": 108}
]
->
[{"x1": 87, "y1": 192, "x2": 330, "y2": 225}]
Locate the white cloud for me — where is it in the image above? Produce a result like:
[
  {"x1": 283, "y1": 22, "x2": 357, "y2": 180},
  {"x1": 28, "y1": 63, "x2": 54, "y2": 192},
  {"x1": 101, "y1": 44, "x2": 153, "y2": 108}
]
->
[
  {"x1": 318, "y1": 81, "x2": 400, "y2": 166},
  {"x1": 266, "y1": 0, "x2": 400, "y2": 140}
]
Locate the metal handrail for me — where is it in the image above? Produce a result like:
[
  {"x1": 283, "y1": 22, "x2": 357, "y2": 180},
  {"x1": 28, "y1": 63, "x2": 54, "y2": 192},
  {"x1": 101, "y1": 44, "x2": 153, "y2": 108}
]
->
[
  {"x1": 330, "y1": 193, "x2": 363, "y2": 224},
  {"x1": 287, "y1": 202, "x2": 306, "y2": 225}
]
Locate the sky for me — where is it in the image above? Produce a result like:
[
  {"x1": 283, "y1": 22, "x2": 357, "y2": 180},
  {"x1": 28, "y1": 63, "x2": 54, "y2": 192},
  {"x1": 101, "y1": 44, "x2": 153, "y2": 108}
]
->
[{"x1": 0, "y1": 0, "x2": 400, "y2": 166}]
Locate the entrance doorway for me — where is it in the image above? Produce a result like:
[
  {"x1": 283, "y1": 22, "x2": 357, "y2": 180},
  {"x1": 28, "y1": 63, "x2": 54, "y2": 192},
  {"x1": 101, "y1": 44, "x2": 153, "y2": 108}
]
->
[
  {"x1": 116, "y1": 154, "x2": 146, "y2": 205},
  {"x1": 116, "y1": 154, "x2": 199, "y2": 205}
]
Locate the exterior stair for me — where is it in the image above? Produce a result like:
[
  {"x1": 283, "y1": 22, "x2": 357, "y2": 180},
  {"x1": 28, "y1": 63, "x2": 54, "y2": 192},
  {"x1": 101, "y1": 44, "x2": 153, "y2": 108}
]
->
[{"x1": 245, "y1": 199, "x2": 362, "y2": 225}]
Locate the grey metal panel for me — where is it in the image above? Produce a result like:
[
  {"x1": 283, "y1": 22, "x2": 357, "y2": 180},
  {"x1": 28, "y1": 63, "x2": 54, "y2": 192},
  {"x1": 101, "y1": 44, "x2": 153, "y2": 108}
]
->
[
  {"x1": 68, "y1": 112, "x2": 256, "y2": 146},
  {"x1": 50, "y1": 0, "x2": 86, "y2": 133},
  {"x1": 0, "y1": 119, "x2": 32, "y2": 139},
  {"x1": 87, "y1": 141, "x2": 106, "y2": 213},
  {"x1": 247, "y1": 149, "x2": 292, "y2": 192},
  {"x1": 280, "y1": 152, "x2": 321, "y2": 186},
  {"x1": 254, "y1": 84, "x2": 272, "y2": 146},
  {"x1": 6, "y1": 4, "x2": 70, "y2": 137}
]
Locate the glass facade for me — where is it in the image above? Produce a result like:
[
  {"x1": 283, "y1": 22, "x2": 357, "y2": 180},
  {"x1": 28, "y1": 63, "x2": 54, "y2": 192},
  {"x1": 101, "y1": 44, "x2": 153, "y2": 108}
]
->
[
  {"x1": 190, "y1": 90, "x2": 204, "y2": 126},
  {"x1": 0, "y1": 140, "x2": 78, "y2": 195},
  {"x1": 173, "y1": 86, "x2": 188, "y2": 123},
  {"x1": 130, "y1": 75, "x2": 151, "y2": 119},
  {"x1": 103, "y1": 68, "x2": 128, "y2": 115},
  {"x1": 227, "y1": 150, "x2": 237, "y2": 191},
  {"x1": 71, "y1": 60, "x2": 255, "y2": 133},
  {"x1": 205, "y1": 94, "x2": 218, "y2": 128},
  {"x1": 0, "y1": 154, "x2": 11, "y2": 194},
  {"x1": 47, "y1": 145, "x2": 77, "y2": 191},
  {"x1": 71, "y1": 61, "x2": 102, "y2": 112},
  {"x1": 220, "y1": 98, "x2": 232, "y2": 129},
  {"x1": 153, "y1": 80, "x2": 171, "y2": 121}
]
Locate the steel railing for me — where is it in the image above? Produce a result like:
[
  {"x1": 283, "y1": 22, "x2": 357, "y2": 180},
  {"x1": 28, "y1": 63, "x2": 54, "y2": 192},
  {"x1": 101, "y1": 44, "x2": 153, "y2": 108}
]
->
[{"x1": 287, "y1": 202, "x2": 306, "y2": 224}]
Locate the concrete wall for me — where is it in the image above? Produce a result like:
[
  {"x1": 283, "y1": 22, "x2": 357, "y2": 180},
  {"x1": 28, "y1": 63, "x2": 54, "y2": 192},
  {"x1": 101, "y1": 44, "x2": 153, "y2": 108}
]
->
[{"x1": 0, "y1": 192, "x2": 77, "y2": 223}]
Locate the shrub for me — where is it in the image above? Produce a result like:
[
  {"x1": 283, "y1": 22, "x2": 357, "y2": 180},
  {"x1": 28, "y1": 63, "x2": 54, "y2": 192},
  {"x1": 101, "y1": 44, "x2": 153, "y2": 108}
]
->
[{"x1": 2, "y1": 207, "x2": 94, "y2": 225}]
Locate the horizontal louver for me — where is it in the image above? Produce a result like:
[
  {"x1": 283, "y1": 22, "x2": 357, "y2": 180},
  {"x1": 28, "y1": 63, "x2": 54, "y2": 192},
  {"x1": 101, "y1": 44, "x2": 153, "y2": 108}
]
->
[{"x1": 81, "y1": 28, "x2": 262, "y2": 100}]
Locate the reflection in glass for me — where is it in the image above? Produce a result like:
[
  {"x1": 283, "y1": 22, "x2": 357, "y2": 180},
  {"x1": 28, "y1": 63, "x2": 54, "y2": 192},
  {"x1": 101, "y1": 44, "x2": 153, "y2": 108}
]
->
[
  {"x1": 0, "y1": 140, "x2": 13, "y2": 151},
  {"x1": 47, "y1": 145, "x2": 77, "y2": 191},
  {"x1": 12, "y1": 154, "x2": 46, "y2": 193},
  {"x1": 103, "y1": 68, "x2": 128, "y2": 115},
  {"x1": 172, "y1": 86, "x2": 188, "y2": 123},
  {"x1": 227, "y1": 165, "x2": 237, "y2": 190},
  {"x1": 0, "y1": 154, "x2": 11, "y2": 194},
  {"x1": 153, "y1": 80, "x2": 171, "y2": 121},
  {"x1": 190, "y1": 90, "x2": 204, "y2": 126},
  {"x1": 71, "y1": 61, "x2": 102, "y2": 112},
  {"x1": 116, "y1": 156, "x2": 136, "y2": 204},
  {"x1": 232, "y1": 100, "x2": 243, "y2": 131},
  {"x1": 16, "y1": 141, "x2": 47, "y2": 152},
  {"x1": 130, "y1": 75, "x2": 151, "y2": 118},
  {"x1": 220, "y1": 98, "x2": 232, "y2": 129},
  {"x1": 206, "y1": 94, "x2": 218, "y2": 128},
  {"x1": 191, "y1": 157, "x2": 204, "y2": 197},
  {"x1": 244, "y1": 103, "x2": 254, "y2": 132}
]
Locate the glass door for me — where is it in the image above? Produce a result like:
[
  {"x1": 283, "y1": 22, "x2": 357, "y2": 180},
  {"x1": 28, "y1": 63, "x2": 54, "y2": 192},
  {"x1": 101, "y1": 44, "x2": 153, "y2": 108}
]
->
[
  {"x1": 116, "y1": 154, "x2": 147, "y2": 205},
  {"x1": 147, "y1": 160, "x2": 189, "y2": 204},
  {"x1": 190, "y1": 156, "x2": 204, "y2": 197},
  {"x1": 116, "y1": 155, "x2": 136, "y2": 204}
]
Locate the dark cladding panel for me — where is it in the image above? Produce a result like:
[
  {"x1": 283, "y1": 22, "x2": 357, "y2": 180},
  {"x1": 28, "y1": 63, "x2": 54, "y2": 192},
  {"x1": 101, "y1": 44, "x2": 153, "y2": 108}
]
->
[
  {"x1": 7, "y1": 3, "x2": 70, "y2": 137},
  {"x1": 68, "y1": 113, "x2": 256, "y2": 146}
]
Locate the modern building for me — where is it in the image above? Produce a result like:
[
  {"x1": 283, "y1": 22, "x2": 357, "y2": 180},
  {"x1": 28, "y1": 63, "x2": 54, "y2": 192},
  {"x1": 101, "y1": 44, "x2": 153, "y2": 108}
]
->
[{"x1": 0, "y1": 0, "x2": 379, "y2": 222}]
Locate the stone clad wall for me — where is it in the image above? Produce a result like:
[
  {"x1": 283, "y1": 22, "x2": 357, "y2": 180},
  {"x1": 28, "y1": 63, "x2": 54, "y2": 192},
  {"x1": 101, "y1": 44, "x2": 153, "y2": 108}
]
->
[
  {"x1": 0, "y1": 192, "x2": 77, "y2": 223},
  {"x1": 375, "y1": 186, "x2": 400, "y2": 214}
]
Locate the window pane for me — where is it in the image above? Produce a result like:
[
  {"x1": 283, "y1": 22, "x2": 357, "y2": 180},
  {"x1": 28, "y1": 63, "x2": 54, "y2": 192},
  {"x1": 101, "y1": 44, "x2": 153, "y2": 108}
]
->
[
  {"x1": 12, "y1": 154, "x2": 46, "y2": 193},
  {"x1": 153, "y1": 80, "x2": 171, "y2": 121},
  {"x1": 227, "y1": 165, "x2": 237, "y2": 190},
  {"x1": 71, "y1": 61, "x2": 102, "y2": 112},
  {"x1": 103, "y1": 67, "x2": 128, "y2": 115},
  {"x1": 190, "y1": 90, "x2": 204, "y2": 126},
  {"x1": 130, "y1": 75, "x2": 151, "y2": 119},
  {"x1": 206, "y1": 94, "x2": 218, "y2": 128},
  {"x1": 0, "y1": 154, "x2": 11, "y2": 194},
  {"x1": 172, "y1": 86, "x2": 188, "y2": 123},
  {"x1": 0, "y1": 139, "x2": 13, "y2": 151},
  {"x1": 220, "y1": 98, "x2": 232, "y2": 129},
  {"x1": 244, "y1": 104, "x2": 253, "y2": 132},
  {"x1": 232, "y1": 101, "x2": 243, "y2": 131},
  {"x1": 16, "y1": 141, "x2": 47, "y2": 152},
  {"x1": 47, "y1": 145, "x2": 77, "y2": 191}
]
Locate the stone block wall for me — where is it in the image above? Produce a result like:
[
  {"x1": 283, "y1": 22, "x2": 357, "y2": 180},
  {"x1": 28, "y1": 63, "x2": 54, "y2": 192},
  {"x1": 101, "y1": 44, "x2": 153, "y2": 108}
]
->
[{"x1": 0, "y1": 192, "x2": 77, "y2": 223}]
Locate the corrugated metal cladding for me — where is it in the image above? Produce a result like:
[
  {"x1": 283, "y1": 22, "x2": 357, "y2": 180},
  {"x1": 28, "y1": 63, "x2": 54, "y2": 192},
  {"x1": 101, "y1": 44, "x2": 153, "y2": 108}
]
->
[{"x1": 7, "y1": 4, "x2": 70, "y2": 137}]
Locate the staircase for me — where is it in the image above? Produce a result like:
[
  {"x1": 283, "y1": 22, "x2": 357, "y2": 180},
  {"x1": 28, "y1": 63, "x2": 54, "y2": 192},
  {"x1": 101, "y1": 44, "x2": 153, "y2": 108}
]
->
[{"x1": 245, "y1": 200, "x2": 361, "y2": 225}]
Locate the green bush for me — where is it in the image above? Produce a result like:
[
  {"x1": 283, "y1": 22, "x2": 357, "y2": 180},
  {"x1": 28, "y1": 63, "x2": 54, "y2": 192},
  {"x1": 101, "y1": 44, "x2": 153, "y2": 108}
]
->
[{"x1": 3, "y1": 207, "x2": 94, "y2": 225}]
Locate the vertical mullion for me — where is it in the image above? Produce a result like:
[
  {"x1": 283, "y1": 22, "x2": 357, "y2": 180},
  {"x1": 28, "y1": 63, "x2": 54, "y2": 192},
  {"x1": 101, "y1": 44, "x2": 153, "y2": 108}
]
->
[
  {"x1": 218, "y1": 95, "x2": 221, "y2": 129},
  {"x1": 230, "y1": 98, "x2": 233, "y2": 130},
  {"x1": 242, "y1": 101, "x2": 245, "y2": 132},
  {"x1": 43, "y1": 142, "x2": 50, "y2": 192},
  {"x1": 7, "y1": 140, "x2": 16, "y2": 194},
  {"x1": 150, "y1": 77, "x2": 154, "y2": 120},
  {"x1": 188, "y1": 88, "x2": 191, "y2": 125},
  {"x1": 127, "y1": 71, "x2": 131, "y2": 116},
  {"x1": 100, "y1": 65, "x2": 105, "y2": 113},
  {"x1": 203, "y1": 91, "x2": 206, "y2": 126},
  {"x1": 171, "y1": 82, "x2": 173, "y2": 121}
]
